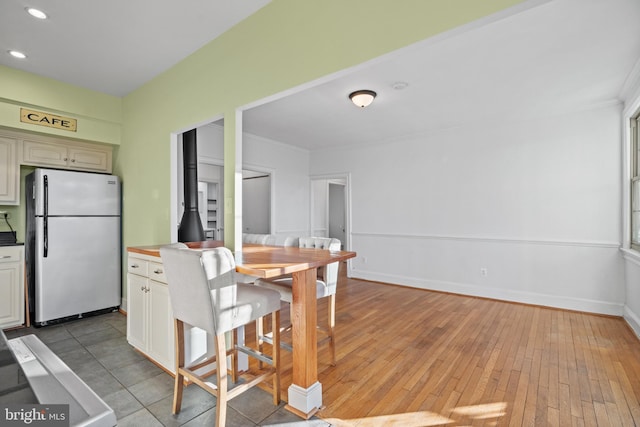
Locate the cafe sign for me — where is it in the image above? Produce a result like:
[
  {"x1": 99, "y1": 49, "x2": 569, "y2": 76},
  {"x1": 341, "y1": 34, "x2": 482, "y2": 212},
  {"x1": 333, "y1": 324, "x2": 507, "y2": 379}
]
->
[{"x1": 20, "y1": 108, "x2": 77, "y2": 132}]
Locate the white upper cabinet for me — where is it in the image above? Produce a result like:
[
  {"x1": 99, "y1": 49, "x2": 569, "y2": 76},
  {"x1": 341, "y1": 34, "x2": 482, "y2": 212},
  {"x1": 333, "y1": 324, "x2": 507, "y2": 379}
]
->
[
  {"x1": 0, "y1": 129, "x2": 114, "y2": 207},
  {"x1": 0, "y1": 137, "x2": 19, "y2": 205},
  {"x1": 23, "y1": 139, "x2": 112, "y2": 173}
]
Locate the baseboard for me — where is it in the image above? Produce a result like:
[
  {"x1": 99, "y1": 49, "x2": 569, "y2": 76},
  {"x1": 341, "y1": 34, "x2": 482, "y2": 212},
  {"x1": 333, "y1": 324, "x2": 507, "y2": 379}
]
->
[
  {"x1": 624, "y1": 306, "x2": 640, "y2": 339},
  {"x1": 351, "y1": 270, "x2": 624, "y2": 316}
]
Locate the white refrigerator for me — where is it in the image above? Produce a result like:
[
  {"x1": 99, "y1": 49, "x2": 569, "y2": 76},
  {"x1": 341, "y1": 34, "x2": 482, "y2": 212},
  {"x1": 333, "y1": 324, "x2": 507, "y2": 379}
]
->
[{"x1": 26, "y1": 168, "x2": 121, "y2": 326}]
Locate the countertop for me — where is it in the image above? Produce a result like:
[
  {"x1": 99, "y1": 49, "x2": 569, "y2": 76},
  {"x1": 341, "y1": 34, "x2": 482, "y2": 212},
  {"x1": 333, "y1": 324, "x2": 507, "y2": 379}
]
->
[{"x1": 127, "y1": 241, "x2": 224, "y2": 257}]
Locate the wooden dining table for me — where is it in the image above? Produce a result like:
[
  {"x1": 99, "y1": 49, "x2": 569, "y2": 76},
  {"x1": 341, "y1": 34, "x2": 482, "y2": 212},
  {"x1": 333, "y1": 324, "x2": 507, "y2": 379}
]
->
[{"x1": 186, "y1": 240, "x2": 357, "y2": 418}]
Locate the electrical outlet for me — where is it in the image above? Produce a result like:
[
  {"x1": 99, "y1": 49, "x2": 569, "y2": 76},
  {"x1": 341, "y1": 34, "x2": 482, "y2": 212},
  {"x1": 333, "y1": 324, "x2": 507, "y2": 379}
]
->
[{"x1": 480, "y1": 267, "x2": 488, "y2": 276}]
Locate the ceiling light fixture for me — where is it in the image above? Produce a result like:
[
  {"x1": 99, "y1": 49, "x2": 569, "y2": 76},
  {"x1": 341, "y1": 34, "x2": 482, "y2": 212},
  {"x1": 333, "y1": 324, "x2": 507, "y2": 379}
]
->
[
  {"x1": 349, "y1": 90, "x2": 377, "y2": 108},
  {"x1": 8, "y1": 50, "x2": 27, "y2": 59},
  {"x1": 26, "y1": 7, "x2": 47, "y2": 19}
]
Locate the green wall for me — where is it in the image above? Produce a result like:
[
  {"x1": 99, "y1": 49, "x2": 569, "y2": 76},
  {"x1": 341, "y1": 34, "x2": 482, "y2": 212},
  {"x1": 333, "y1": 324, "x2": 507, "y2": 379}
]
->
[
  {"x1": 0, "y1": 66, "x2": 122, "y2": 241},
  {"x1": 0, "y1": 65, "x2": 122, "y2": 144},
  {"x1": 118, "y1": 0, "x2": 527, "y2": 250}
]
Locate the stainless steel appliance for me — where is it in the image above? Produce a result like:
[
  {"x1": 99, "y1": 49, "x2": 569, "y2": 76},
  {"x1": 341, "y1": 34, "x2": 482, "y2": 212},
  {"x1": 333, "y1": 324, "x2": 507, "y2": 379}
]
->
[{"x1": 26, "y1": 168, "x2": 121, "y2": 326}]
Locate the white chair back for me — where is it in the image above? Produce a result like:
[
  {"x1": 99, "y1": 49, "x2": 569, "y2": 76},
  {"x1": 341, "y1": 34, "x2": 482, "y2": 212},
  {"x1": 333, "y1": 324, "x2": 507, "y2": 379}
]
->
[
  {"x1": 299, "y1": 237, "x2": 340, "y2": 250},
  {"x1": 299, "y1": 237, "x2": 341, "y2": 292},
  {"x1": 265, "y1": 235, "x2": 300, "y2": 247},
  {"x1": 242, "y1": 233, "x2": 271, "y2": 244},
  {"x1": 160, "y1": 243, "x2": 239, "y2": 336}
]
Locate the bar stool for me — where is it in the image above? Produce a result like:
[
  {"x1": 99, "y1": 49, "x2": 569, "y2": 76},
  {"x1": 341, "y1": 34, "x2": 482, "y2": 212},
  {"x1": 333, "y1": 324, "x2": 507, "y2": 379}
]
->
[{"x1": 160, "y1": 243, "x2": 282, "y2": 426}]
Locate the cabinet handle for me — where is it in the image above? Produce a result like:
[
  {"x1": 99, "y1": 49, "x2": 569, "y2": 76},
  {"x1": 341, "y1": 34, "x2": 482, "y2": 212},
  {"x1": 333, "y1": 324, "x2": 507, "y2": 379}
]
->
[
  {"x1": 71, "y1": 159, "x2": 76, "y2": 162},
  {"x1": 153, "y1": 269, "x2": 163, "y2": 274},
  {"x1": 140, "y1": 286, "x2": 145, "y2": 291},
  {"x1": 131, "y1": 264, "x2": 139, "y2": 268},
  {"x1": 63, "y1": 157, "x2": 68, "y2": 161},
  {"x1": 145, "y1": 287, "x2": 150, "y2": 293},
  {"x1": 0, "y1": 255, "x2": 11, "y2": 259}
]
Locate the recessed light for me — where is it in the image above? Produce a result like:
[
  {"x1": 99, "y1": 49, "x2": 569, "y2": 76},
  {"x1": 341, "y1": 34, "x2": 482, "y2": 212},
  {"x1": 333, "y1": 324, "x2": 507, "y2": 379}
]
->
[
  {"x1": 9, "y1": 50, "x2": 27, "y2": 59},
  {"x1": 26, "y1": 7, "x2": 47, "y2": 19}
]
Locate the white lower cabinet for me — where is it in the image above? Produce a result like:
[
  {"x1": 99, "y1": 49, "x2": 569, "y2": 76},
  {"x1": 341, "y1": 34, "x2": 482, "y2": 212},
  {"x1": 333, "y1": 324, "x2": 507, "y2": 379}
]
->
[
  {"x1": 127, "y1": 251, "x2": 218, "y2": 374},
  {"x1": 126, "y1": 253, "x2": 175, "y2": 372},
  {"x1": 0, "y1": 246, "x2": 25, "y2": 329}
]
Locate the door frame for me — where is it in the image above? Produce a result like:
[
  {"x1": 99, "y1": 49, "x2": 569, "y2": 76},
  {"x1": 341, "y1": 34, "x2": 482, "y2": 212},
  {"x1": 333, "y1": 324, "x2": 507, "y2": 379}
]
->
[{"x1": 309, "y1": 173, "x2": 352, "y2": 252}]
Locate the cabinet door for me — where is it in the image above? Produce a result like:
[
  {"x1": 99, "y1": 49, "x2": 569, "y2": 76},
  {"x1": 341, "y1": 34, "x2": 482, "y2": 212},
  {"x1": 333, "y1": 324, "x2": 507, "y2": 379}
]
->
[
  {"x1": 0, "y1": 137, "x2": 19, "y2": 205},
  {"x1": 147, "y1": 280, "x2": 175, "y2": 372},
  {"x1": 68, "y1": 146, "x2": 110, "y2": 172},
  {"x1": 22, "y1": 140, "x2": 69, "y2": 168},
  {"x1": 126, "y1": 274, "x2": 147, "y2": 351},
  {"x1": 0, "y1": 261, "x2": 23, "y2": 328}
]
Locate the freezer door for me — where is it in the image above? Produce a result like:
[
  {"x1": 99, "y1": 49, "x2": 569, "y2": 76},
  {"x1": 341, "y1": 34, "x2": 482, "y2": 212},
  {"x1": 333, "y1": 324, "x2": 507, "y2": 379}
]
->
[
  {"x1": 34, "y1": 216, "x2": 120, "y2": 324},
  {"x1": 33, "y1": 169, "x2": 120, "y2": 216}
]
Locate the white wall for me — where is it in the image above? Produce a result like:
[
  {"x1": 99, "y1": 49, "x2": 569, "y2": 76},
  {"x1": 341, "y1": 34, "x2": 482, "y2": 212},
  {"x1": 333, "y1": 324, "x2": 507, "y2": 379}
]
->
[
  {"x1": 311, "y1": 180, "x2": 328, "y2": 236},
  {"x1": 196, "y1": 123, "x2": 224, "y2": 160},
  {"x1": 196, "y1": 123, "x2": 310, "y2": 239},
  {"x1": 311, "y1": 104, "x2": 625, "y2": 315},
  {"x1": 243, "y1": 132, "x2": 310, "y2": 237}
]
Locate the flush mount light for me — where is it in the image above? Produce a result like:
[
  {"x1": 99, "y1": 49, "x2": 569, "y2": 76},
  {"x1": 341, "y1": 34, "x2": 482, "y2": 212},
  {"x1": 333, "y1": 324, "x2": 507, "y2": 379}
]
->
[
  {"x1": 9, "y1": 50, "x2": 27, "y2": 59},
  {"x1": 349, "y1": 90, "x2": 377, "y2": 108},
  {"x1": 26, "y1": 7, "x2": 47, "y2": 19}
]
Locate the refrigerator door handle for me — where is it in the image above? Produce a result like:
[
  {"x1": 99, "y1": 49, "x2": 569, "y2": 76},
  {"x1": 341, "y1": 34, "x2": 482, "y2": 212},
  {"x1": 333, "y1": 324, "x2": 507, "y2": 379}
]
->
[{"x1": 43, "y1": 175, "x2": 48, "y2": 258}]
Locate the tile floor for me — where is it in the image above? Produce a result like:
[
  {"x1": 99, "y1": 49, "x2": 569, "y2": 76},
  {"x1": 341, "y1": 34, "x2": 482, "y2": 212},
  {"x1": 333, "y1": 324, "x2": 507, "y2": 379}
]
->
[{"x1": 5, "y1": 312, "x2": 330, "y2": 427}]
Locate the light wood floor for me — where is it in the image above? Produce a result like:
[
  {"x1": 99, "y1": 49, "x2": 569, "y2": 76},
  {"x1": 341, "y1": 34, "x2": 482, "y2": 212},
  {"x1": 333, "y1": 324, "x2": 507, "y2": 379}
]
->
[{"x1": 256, "y1": 269, "x2": 640, "y2": 426}]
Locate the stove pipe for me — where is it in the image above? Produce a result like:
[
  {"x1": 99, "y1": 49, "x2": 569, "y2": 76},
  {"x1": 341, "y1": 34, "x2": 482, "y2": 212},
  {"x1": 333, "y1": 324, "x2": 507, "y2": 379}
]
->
[{"x1": 178, "y1": 129, "x2": 205, "y2": 242}]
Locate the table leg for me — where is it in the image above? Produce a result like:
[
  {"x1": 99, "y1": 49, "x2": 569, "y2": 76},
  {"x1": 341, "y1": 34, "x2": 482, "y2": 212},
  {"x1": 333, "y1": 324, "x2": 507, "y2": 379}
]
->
[{"x1": 286, "y1": 268, "x2": 322, "y2": 419}]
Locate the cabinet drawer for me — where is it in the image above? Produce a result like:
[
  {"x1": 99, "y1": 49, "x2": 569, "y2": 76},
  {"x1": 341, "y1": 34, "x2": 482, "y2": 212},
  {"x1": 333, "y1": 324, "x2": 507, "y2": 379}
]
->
[
  {"x1": 127, "y1": 257, "x2": 148, "y2": 276},
  {"x1": 0, "y1": 246, "x2": 23, "y2": 263},
  {"x1": 148, "y1": 262, "x2": 167, "y2": 283}
]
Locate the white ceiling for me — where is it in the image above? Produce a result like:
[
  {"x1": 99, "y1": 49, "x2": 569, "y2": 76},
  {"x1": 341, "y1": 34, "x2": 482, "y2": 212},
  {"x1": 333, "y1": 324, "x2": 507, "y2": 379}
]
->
[
  {"x1": 243, "y1": 0, "x2": 640, "y2": 150},
  {"x1": 2, "y1": 0, "x2": 639, "y2": 151},
  {"x1": 0, "y1": 0, "x2": 270, "y2": 96}
]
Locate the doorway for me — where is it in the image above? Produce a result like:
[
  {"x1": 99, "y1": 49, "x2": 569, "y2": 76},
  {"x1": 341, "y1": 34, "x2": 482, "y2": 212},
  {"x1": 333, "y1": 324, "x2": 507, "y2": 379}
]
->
[
  {"x1": 310, "y1": 174, "x2": 351, "y2": 250},
  {"x1": 242, "y1": 169, "x2": 271, "y2": 234},
  {"x1": 198, "y1": 180, "x2": 222, "y2": 240}
]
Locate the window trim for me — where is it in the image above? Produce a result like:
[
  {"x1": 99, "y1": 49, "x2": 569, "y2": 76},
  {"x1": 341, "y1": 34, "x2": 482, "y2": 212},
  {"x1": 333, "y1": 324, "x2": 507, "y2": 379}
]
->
[{"x1": 631, "y1": 116, "x2": 640, "y2": 251}]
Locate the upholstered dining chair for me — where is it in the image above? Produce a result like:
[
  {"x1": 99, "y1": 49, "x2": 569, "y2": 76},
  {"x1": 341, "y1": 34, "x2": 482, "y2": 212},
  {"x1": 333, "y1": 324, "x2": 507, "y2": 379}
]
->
[
  {"x1": 242, "y1": 233, "x2": 271, "y2": 244},
  {"x1": 264, "y1": 235, "x2": 300, "y2": 247},
  {"x1": 160, "y1": 243, "x2": 282, "y2": 426},
  {"x1": 238, "y1": 235, "x2": 299, "y2": 286},
  {"x1": 255, "y1": 237, "x2": 341, "y2": 366}
]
